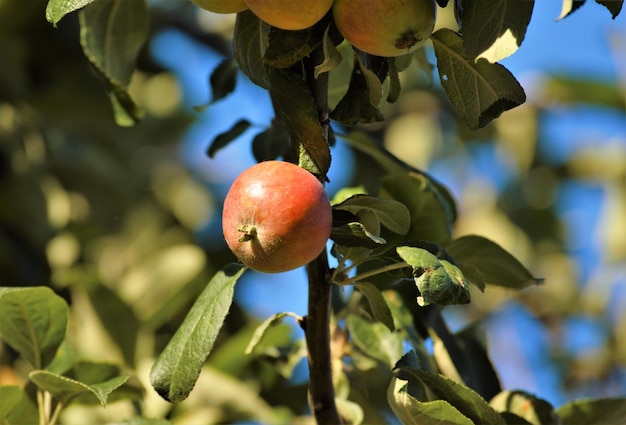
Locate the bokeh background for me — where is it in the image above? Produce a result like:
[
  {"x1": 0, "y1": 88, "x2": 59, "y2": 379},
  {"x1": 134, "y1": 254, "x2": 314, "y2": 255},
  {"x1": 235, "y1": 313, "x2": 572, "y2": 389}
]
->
[{"x1": 1, "y1": 0, "x2": 624, "y2": 422}]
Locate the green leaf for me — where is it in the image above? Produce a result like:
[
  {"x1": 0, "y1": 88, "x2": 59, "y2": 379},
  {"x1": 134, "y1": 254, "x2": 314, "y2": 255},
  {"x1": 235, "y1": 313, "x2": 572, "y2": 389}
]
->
[
  {"x1": 245, "y1": 311, "x2": 301, "y2": 354},
  {"x1": 431, "y1": 29, "x2": 526, "y2": 129},
  {"x1": 268, "y1": 67, "x2": 330, "y2": 177},
  {"x1": 347, "y1": 314, "x2": 404, "y2": 368},
  {"x1": 264, "y1": 26, "x2": 320, "y2": 69},
  {"x1": 490, "y1": 390, "x2": 558, "y2": 425},
  {"x1": 206, "y1": 119, "x2": 252, "y2": 158},
  {"x1": 79, "y1": 0, "x2": 148, "y2": 126},
  {"x1": 394, "y1": 364, "x2": 507, "y2": 425},
  {"x1": 333, "y1": 194, "x2": 411, "y2": 235},
  {"x1": 335, "y1": 397, "x2": 364, "y2": 425},
  {"x1": 595, "y1": 0, "x2": 623, "y2": 18},
  {"x1": 556, "y1": 397, "x2": 626, "y2": 425},
  {"x1": 461, "y1": 0, "x2": 535, "y2": 62},
  {"x1": 388, "y1": 378, "x2": 474, "y2": 425},
  {"x1": 315, "y1": 25, "x2": 343, "y2": 78},
  {"x1": 330, "y1": 220, "x2": 387, "y2": 249},
  {"x1": 355, "y1": 282, "x2": 395, "y2": 331},
  {"x1": 251, "y1": 120, "x2": 291, "y2": 162},
  {"x1": 0, "y1": 385, "x2": 38, "y2": 425},
  {"x1": 66, "y1": 360, "x2": 144, "y2": 405},
  {"x1": 0, "y1": 286, "x2": 68, "y2": 369},
  {"x1": 29, "y1": 370, "x2": 129, "y2": 407},
  {"x1": 121, "y1": 418, "x2": 174, "y2": 425},
  {"x1": 150, "y1": 264, "x2": 246, "y2": 403},
  {"x1": 444, "y1": 235, "x2": 542, "y2": 289},
  {"x1": 46, "y1": 0, "x2": 94, "y2": 25},
  {"x1": 194, "y1": 58, "x2": 239, "y2": 112},
  {"x1": 396, "y1": 247, "x2": 471, "y2": 306},
  {"x1": 234, "y1": 10, "x2": 270, "y2": 89}
]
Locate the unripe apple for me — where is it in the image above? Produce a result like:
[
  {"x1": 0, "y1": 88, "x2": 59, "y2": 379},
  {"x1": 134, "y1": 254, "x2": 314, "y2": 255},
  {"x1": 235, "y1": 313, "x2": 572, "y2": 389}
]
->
[
  {"x1": 333, "y1": 0, "x2": 437, "y2": 57},
  {"x1": 191, "y1": 0, "x2": 248, "y2": 14},
  {"x1": 222, "y1": 161, "x2": 332, "y2": 273},
  {"x1": 244, "y1": 0, "x2": 333, "y2": 30}
]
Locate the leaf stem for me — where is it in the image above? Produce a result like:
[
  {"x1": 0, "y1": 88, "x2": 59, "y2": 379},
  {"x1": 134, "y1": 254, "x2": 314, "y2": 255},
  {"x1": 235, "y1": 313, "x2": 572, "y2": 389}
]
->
[{"x1": 337, "y1": 262, "x2": 411, "y2": 286}]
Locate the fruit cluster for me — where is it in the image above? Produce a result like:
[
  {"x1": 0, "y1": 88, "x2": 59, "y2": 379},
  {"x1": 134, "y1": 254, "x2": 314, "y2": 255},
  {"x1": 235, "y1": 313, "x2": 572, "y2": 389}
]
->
[{"x1": 192, "y1": 0, "x2": 437, "y2": 57}]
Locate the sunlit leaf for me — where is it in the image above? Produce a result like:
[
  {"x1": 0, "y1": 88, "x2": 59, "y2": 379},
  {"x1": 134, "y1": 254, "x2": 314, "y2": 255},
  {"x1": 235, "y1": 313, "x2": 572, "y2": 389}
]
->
[
  {"x1": 355, "y1": 282, "x2": 395, "y2": 331},
  {"x1": 150, "y1": 264, "x2": 246, "y2": 403},
  {"x1": 46, "y1": 0, "x2": 94, "y2": 25},
  {"x1": 347, "y1": 314, "x2": 404, "y2": 368},
  {"x1": 431, "y1": 29, "x2": 525, "y2": 129},
  {"x1": 557, "y1": 0, "x2": 586, "y2": 20},
  {"x1": 245, "y1": 311, "x2": 301, "y2": 354},
  {"x1": 490, "y1": 390, "x2": 558, "y2": 425},
  {"x1": 461, "y1": 0, "x2": 535, "y2": 62},
  {"x1": 556, "y1": 397, "x2": 626, "y2": 425},
  {"x1": 79, "y1": 0, "x2": 148, "y2": 126},
  {"x1": 0, "y1": 287, "x2": 68, "y2": 369},
  {"x1": 444, "y1": 235, "x2": 543, "y2": 289}
]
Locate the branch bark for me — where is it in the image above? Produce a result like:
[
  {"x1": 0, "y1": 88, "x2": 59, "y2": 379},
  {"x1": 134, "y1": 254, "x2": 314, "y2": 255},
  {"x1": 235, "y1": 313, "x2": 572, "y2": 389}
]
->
[{"x1": 303, "y1": 45, "x2": 341, "y2": 425}]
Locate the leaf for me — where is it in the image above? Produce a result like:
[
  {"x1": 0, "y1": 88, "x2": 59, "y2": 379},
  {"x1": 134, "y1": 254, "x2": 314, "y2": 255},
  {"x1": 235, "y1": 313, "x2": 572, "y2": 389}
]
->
[
  {"x1": 461, "y1": 0, "x2": 535, "y2": 62},
  {"x1": 268, "y1": 67, "x2": 330, "y2": 177},
  {"x1": 315, "y1": 25, "x2": 343, "y2": 78},
  {"x1": 46, "y1": 0, "x2": 94, "y2": 25},
  {"x1": 444, "y1": 235, "x2": 543, "y2": 289},
  {"x1": 394, "y1": 362, "x2": 507, "y2": 425},
  {"x1": 333, "y1": 194, "x2": 411, "y2": 235},
  {"x1": 595, "y1": 0, "x2": 623, "y2": 18},
  {"x1": 355, "y1": 282, "x2": 395, "y2": 331},
  {"x1": 79, "y1": 0, "x2": 148, "y2": 126},
  {"x1": 234, "y1": 10, "x2": 270, "y2": 89},
  {"x1": 335, "y1": 398, "x2": 364, "y2": 425},
  {"x1": 556, "y1": 397, "x2": 626, "y2": 425},
  {"x1": 66, "y1": 360, "x2": 144, "y2": 405},
  {"x1": 264, "y1": 26, "x2": 319, "y2": 69},
  {"x1": 251, "y1": 121, "x2": 291, "y2": 162},
  {"x1": 396, "y1": 247, "x2": 471, "y2": 306},
  {"x1": 150, "y1": 264, "x2": 246, "y2": 403},
  {"x1": 557, "y1": 0, "x2": 586, "y2": 20},
  {"x1": 347, "y1": 314, "x2": 404, "y2": 368},
  {"x1": 206, "y1": 119, "x2": 252, "y2": 158},
  {"x1": 0, "y1": 385, "x2": 38, "y2": 425},
  {"x1": 490, "y1": 390, "x2": 558, "y2": 425},
  {"x1": 388, "y1": 378, "x2": 474, "y2": 425},
  {"x1": 29, "y1": 370, "x2": 128, "y2": 407},
  {"x1": 331, "y1": 221, "x2": 387, "y2": 249},
  {"x1": 245, "y1": 311, "x2": 301, "y2": 354},
  {"x1": 431, "y1": 29, "x2": 526, "y2": 129},
  {"x1": 194, "y1": 58, "x2": 239, "y2": 112},
  {"x1": 0, "y1": 286, "x2": 68, "y2": 369}
]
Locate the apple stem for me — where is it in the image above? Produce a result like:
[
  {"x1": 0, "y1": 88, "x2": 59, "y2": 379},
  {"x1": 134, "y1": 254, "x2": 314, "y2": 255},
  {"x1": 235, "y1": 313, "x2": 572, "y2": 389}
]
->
[{"x1": 237, "y1": 225, "x2": 257, "y2": 242}]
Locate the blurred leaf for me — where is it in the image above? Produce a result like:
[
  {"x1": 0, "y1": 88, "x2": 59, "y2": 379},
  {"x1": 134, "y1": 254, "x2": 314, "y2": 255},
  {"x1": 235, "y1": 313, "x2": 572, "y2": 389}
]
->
[
  {"x1": 557, "y1": 0, "x2": 586, "y2": 20},
  {"x1": 0, "y1": 286, "x2": 68, "y2": 369},
  {"x1": 121, "y1": 418, "x2": 173, "y2": 425},
  {"x1": 595, "y1": 0, "x2": 623, "y2": 18},
  {"x1": 335, "y1": 397, "x2": 364, "y2": 425},
  {"x1": 333, "y1": 194, "x2": 411, "y2": 235},
  {"x1": 556, "y1": 397, "x2": 626, "y2": 425},
  {"x1": 79, "y1": 0, "x2": 148, "y2": 126},
  {"x1": 387, "y1": 58, "x2": 402, "y2": 103},
  {"x1": 85, "y1": 284, "x2": 138, "y2": 367},
  {"x1": 347, "y1": 314, "x2": 404, "y2": 368},
  {"x1": 234, "y1": 10, "x2": 270, "y2": 89},
  {"x1": 269, "y1": 67, "x2": 330, "y2": 177},
  {"x1": 29, "y1": 370, "x2": 128, "y2": 407},
  {"x1": 245, "y1": 311, "x2": 301, "y2": 354},
  {"x1": 194, "y1": 58, "x2": 239, "y2": 112},
  {"x1": 252, "y1": 120, "x2": 290, "y2": 162},
  {"x1": 461, "y1": 0, "x2": 535, "y2": 62},
  {"x1": 394, "y1": 360, "x2": 507, "y2": 425},
  {"x1": 543, "y1": 76, "x2": 626, "y2": 110},
  {"x1": 355, "y1": 282, "x2": 395, "y2": 331},
  {"x1": 0, "y1": 385, "x2": 38, "y2": 425},
  {"x1": 46, "y1": 0, "x2": 94, "y2": 25},
  {"x1": 431, "y1": 29, "x2": 525, "y2": 129},
  {"x1": 206, "y1": 119, "x2": 252, "y2": 158},
  {"x1": 264, "y1": 26, "x2": 319, "y2": 69},
  {"x1": 149, "y1": 264, "x2": 245, "y2": 403},
  {"x1": 444, "y1": 235, "x2": 542, "y2": 289},
  {"x1": 396, "y1": 247, "x2": 471, "y2": 306},
  {"x1": 388, "y1": 379, "x2": 474, "y2": 425},
  {"x1": 66, "y1": 361, "x2": 144, "y2": 405},
  {"x1": 490, "y1": 390, "x2": 558, "y2": 425}
]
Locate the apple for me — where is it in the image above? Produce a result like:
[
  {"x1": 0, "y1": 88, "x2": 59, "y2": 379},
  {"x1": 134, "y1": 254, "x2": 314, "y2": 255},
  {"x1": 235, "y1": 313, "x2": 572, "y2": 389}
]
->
[
  {"x1": 333, "y1": 0, "x2": 437, "y2": 57},
  {"x1": 244, "y1": 0, "x2": 333, "y2": 30},
  {"x1": 222, "y1": 161, "x2": 332, "y2": 273},
  {"x1": 191, "y1": 0, "x2": 248, "y2": 14}
]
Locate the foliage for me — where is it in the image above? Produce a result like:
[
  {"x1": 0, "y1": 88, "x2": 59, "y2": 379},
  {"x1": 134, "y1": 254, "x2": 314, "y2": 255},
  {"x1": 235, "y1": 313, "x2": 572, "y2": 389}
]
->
[{"x1": 1, "y1": 0, "x2": 624, "y2": 424}]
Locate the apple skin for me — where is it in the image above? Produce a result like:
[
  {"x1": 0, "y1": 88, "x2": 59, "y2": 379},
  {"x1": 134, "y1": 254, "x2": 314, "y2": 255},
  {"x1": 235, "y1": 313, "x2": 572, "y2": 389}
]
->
[
  {"x1": 333, "y1": 0, "x2": 437, "y2": 57},
  {"x1": 222, "y1": 161, "x2": 332, "y2": 273},
  {"x1": 191, "y1": 0, "x2": 248, "y2": 13},
  {"x1": 245, "y1": 0, "x2": 333, "y2": 30}
]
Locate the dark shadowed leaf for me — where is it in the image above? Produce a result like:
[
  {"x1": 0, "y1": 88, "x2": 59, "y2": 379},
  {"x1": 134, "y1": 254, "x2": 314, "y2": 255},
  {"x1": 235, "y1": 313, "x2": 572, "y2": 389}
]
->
[
  {"x1": 251, "y1": 120, "x2": 291, "y2": 162},
  {"x1": 46, "y1": 0, "x2": 94, "y2": 25},
  {"x1": 595, "y1": 0, "x2": 623, "y2": 18},
  {"x1": 79, "y1": 0, "x2": 148, "y2": 126},
  {"x1": 264, "y1": 26, "x2": 320, "y2": 69},
  {"x1": 355, "y1": 282, "x2": 395, "y2": 331},
  {"x1": 234, "y1": 10, "x2": 270, "y2": 89},
  {"x1": 461, "y1": 0, "x2": 535, "y2": 62},
  {"x1": 556, "y1": 397, "x2": 626, "y2": 425},
  {"x1": 194, "y1": 58, "x2": 239, "y2": 112},
  {"x1": 0, "y1": 287, "x2": 68, "y2": 369},
  {"x1": 150, "y1": 264, "x2": 245, "y2": 403},
  {"x1": 331, "y1": 220, "x2": 387, "y2": 249},
  {"x1": 206, "y1": 119, "x2": 252, "y2": 158},
  {"x1": 431, "y1": 29, "x2": 525, "y2": 129},
  {"x1": 444, "y1": 235, "x2": 542, "y2": 289}
]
